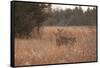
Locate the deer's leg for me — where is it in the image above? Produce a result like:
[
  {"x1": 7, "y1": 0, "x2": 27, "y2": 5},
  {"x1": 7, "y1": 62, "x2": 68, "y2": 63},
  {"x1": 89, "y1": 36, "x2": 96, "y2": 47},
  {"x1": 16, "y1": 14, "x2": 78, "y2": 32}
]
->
[{"x1": 56, "y1": 39, "x2": 60, "y2": 47}]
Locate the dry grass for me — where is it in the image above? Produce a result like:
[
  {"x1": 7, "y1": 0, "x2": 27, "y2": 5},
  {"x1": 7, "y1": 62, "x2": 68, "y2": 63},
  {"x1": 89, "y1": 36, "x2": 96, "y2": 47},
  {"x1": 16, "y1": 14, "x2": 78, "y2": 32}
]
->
[{"x1": 15, "y1": 26, "x2": 97, "y2": 66}]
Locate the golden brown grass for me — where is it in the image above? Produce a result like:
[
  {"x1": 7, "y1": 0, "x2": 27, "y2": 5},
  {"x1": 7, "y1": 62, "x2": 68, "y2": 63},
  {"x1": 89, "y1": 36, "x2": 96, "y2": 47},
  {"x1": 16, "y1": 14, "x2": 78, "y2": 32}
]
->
[{"x1": 15, "y1": 26, "x2": 97, "y2": 66}]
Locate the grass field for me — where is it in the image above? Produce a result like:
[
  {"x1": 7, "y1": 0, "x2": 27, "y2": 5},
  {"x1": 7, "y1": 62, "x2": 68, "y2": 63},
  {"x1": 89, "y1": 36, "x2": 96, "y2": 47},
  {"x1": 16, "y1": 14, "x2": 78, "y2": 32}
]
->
[{"x1": 15, "y1": 26, "x2": 97, "y2": 66}]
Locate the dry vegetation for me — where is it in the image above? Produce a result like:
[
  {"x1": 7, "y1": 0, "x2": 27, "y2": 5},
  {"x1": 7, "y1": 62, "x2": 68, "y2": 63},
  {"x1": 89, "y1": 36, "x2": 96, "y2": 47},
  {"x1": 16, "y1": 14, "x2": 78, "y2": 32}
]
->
[{"x1": 15, "y1": 26, "x2": 97, "y2": 66}]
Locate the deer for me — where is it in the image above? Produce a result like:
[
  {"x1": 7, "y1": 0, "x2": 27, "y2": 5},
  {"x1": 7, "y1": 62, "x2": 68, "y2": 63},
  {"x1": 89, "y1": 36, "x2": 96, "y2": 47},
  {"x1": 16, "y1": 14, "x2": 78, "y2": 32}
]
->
[{"x1": 54, "y1": 28, "x2": 76, "y2": 47}]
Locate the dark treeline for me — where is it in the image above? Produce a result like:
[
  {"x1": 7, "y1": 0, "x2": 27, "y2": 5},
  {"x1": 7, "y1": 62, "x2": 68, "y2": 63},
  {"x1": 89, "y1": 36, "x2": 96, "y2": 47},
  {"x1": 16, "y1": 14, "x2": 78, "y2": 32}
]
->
[
  {"x1": 44, "y1": 6, "x2": 97, "y2": 26},
  {"x1": 14, "y1": 2, "x2": 96, "y2": 38}
]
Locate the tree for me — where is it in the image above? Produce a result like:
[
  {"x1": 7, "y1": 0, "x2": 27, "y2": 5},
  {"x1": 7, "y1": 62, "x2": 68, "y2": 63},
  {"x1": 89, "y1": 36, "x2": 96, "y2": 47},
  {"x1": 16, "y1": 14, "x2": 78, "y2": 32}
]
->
[
  {"x1": 69, "y1": 6, "x2": 85, "y2": 26},
  {"x1": 14, "y1": 2, "x2": 51, "y2": 38},
  {"x1": 84, "y1": 7, "x2": 96, "y2": 25}
]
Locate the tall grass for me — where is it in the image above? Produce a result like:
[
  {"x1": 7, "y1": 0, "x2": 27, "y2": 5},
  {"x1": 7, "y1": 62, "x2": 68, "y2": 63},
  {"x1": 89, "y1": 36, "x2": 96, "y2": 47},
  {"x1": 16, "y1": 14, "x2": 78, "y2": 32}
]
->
[{"x1": 15, "y1": 26, "x2": 96, "y2": 66}]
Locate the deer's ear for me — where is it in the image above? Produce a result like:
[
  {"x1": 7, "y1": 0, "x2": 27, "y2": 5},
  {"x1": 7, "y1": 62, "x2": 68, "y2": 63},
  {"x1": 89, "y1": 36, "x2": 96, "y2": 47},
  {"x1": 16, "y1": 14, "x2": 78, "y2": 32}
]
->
[{"x1": 60, "y1": 29, "x2": 64, "y2": 32}]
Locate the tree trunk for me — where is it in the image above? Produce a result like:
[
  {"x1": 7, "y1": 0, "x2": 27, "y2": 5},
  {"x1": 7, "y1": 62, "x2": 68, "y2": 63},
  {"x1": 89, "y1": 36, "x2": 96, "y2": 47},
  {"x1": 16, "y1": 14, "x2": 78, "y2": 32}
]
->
[{"x1": 37, "y1": 24, "x2": 40, "y2": 34}]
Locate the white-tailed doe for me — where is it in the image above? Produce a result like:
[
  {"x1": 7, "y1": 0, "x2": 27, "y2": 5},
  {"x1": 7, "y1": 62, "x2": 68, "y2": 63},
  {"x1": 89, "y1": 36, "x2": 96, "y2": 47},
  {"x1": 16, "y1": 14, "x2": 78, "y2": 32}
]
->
[{"x1": 54, "y1": 28, "x2": 76, "y2": 47}]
